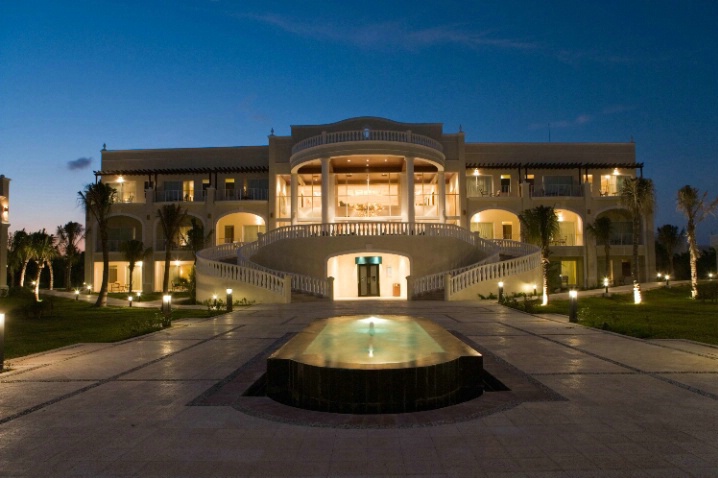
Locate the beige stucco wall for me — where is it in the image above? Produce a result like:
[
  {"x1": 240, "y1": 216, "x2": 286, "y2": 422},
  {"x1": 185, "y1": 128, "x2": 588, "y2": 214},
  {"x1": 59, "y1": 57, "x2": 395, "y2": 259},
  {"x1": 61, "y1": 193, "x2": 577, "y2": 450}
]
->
[
  {"x1": 249, "y1": 235, "x2": 488, "y2": 279},
  {"x1": 448, "y1": 266, "x2": 543, "y2": 301},
  {"x1": 196, "y1": 270, "x2": 289, "y2": 304}
]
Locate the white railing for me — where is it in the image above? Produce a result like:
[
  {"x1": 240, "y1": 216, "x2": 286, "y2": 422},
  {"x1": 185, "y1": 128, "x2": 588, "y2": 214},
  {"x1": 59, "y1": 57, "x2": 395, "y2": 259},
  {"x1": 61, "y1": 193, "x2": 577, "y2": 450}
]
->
[
  {"x1": 291, "y1": 129, "x2": 444, "y2": 155},
  {"x1": 446, "y1": 249, "x2": 541, "y2": 297},
  {"x1": 412, "y1": 240, "x2": 541, "y2": 296},
  {"x1": 196, "y1": 247, "x2": 287, "y2": 297}
]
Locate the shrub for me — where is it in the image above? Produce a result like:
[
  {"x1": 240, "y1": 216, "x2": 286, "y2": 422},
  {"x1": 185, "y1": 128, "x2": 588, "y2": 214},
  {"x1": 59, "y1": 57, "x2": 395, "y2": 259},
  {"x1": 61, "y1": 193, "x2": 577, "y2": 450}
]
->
[{"x1": 696, "y1": 282, "x2": 718, "y2": 302}]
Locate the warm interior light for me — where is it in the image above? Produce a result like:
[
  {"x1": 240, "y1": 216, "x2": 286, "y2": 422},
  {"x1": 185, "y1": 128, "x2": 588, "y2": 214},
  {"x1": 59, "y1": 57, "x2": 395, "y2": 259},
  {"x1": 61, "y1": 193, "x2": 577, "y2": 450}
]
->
[
  {"x1": 612, "y1": 168, "x2": 619, "y2": 176},
  {"x1": 473, "y1": 168, "x2": 479, "y2": 176},
  {"x1": 117, "y1": 176, "x2": 124, "y2": 183},
  {"x1": 174, "y1": 260, "x2": 180, "y2": 267},
  {"x1": 136, "y1": 261, "x2": 142, "y2": 266}
]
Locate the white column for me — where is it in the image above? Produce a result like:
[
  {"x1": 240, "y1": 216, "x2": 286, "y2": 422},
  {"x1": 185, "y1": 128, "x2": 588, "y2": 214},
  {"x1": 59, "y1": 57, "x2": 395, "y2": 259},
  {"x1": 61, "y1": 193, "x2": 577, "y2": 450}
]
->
[
  {"x1": 405, "y1": 156, "x2": 415, "y2": 224},
  {"x1": 438, "y1": 170, "x2": 446, "y2": 223},
  {"x1": 321, "y1": 157, "x2": 330, "y2": 224},
  {"x1": 290, "y1": 173, "x2": 298, "y2": 225}
]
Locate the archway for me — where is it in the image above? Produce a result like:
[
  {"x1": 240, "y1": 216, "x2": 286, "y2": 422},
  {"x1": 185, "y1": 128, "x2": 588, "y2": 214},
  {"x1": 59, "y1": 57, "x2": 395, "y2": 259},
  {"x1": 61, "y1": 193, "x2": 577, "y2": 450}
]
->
[
  {"x1": 216, "y1": 212, "x2": 266, "y2": 244},
  {"x1": 469, "y1": 209, "x2": 520, "y2": 241},
  {"x1": 328, "y1": 252, "x2": 410, "y2": 300}
]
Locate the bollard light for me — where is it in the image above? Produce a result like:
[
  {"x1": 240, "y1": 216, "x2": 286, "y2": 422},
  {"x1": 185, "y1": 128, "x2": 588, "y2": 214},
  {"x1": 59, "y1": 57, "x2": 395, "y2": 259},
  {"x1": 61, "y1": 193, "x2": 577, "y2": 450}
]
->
[
  {"x1": 568, "y1": 290, "x2": 578, "y2": 323},
  {"x1": 128, "y1": 295, "x2": 133, "y2": 307},
  {"x1": 709, "y1": 272, "x2": 714, "y2": 280},
  {"x1": 212, "y1": 294, "x2": 218, "y2": 309},
  {"x1": 0, "y1": 313, "x2": 4, "y2": 371},
  {"x1": 498, "y1": 281, "x2": 504, "y2": 303},
  {"x1": 657, "y1": 272, "x2": 662, "y2": 280},
  {"x1": 136, "y1": 291, "x2": 141, "y2": 301},
  {"x1": 162, "y1": 295, "x2": 172, "y2": 313},
  {"x1": 603, "y1": 277, "x2": 609, "y2": 295},
  {"x1": 633, "y1": 281, "x2": 642, "y2": 304},
  {"x1": 226, "y1": 288, "x2": 233, "y2": 312},
  {"x1": 75, "y1": 289, "x2": 80, "y2": 300},
  {"x1": 532, "y1": 283, "x2": 537, "y2": 297},
  {"x1": 665, "y1": 274, "x2": 670, "y2": 288}
]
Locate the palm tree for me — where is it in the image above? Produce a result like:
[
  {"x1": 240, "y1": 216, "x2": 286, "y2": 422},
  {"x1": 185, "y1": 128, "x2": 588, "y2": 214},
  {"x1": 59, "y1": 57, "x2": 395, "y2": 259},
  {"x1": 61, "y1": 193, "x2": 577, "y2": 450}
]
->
[
  {"x1": 619, "y1": 177, "x2": 655, "y2": 303},
  {"x1": 78, "y1": 182, "x2": 115, "y2": 307},
  {"x1": 157, "y1": 204, "x2": 188, "y2": 294},
  {"x1": 183, "y1": 218, "x2": 213, "y2": 265},
  {"x1": 29, "y1": 229, "x2": 57, "y2": 300},
  {"x1": 586, "y1": 216, "x2": 614, "y2": 284},
  {"x1": 120, "y1": 239, "x2": 150, "y2": 293},
  {"x1": 6, "y1": 232, "x2": 23, "y2": 287},
  {"x1": 676, "y1": 185, "x2": 718, "y2": 298},
  {"x1": 655, "y1": 224, "x2": 683, "y2": 278},
  {"x1": 519, "y1": 205, "x2": 560, "y2": 305},
  {"x1": 11, "y1": 229, "x2": 33, "y2": 287},
  {"x1": 56, "y1": 221, "x2": 85, "y2": 291}
]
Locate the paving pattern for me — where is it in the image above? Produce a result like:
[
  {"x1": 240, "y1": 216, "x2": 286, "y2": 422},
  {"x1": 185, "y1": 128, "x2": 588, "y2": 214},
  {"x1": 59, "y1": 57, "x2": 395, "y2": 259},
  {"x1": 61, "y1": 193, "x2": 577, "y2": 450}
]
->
[{"x1": 1, "y1": 299, "x2": 716, "y2": 477}]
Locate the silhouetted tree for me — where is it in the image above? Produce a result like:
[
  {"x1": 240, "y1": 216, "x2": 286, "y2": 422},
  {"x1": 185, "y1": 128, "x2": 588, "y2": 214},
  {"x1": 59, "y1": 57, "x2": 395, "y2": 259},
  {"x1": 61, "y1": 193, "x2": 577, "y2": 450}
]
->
[
  {"x1": 157, "y1": 204, "x2": 188, "y2": 294},
  {"x1": 676, "y1": 185, "x2": 718, "y2": 298},
  {"x1": 79, "y1": 182, "x2": 115, "y2": 307},
  {"x1": 519, "y1": 205, "x2": 560, "y2": 305},
  {"x1": 619, "y1": 177, "x2": 655, "y2": 302},
  {"x1": 56, "y1": 221, "x2": 85, "y2": 291}
]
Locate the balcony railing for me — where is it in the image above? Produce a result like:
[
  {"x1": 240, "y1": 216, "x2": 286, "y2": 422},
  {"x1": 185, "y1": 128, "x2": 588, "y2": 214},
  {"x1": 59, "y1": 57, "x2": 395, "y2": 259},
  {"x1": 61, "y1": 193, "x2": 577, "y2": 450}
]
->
[
  {"x1": 531, "y1": 185, "x2": 583, "y2": 197},
  {"x1": 217, "y1": 188, "x2": 269, "y2": 201},
  {"x1": 155, "y1": 190, "x2": 197, "y2": 203},
  {"x1": 291, "y1": 129, "x2": 444, "y2": 155}
]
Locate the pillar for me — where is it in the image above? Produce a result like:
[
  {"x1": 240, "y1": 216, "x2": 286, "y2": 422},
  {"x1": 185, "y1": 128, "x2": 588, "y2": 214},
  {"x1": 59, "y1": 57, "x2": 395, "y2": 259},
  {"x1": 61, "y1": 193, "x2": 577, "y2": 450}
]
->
[
  {"x1": 321, "y1": 157, "x2": 330, "y2": 224},
  {"x1": 438, "y1": 170, "x2": 446, "y2": 222},
  {"x1": 405, "y1": 156, "x2": 415, "y2": 224},
  {"x1": 290, "y1": 173, "x2": 298, "y2": 225}
]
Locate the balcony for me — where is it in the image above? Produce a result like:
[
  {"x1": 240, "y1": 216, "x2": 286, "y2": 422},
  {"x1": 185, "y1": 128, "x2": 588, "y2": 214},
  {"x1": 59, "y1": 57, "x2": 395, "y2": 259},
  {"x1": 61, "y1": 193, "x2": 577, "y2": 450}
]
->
[
  {"x1": 290, "y1": 129, "x2": 445, "y2": 169},
  {"x1": 530, "y1": 185, "x2": 583, "y2": 198}
]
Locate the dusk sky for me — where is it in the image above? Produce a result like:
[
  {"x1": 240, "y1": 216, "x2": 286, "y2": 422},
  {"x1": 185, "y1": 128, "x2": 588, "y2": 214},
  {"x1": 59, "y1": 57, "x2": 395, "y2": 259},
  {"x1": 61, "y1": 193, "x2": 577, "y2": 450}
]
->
[{"x1": 2, "y1": 1, "x2": 717, "y2": 243}]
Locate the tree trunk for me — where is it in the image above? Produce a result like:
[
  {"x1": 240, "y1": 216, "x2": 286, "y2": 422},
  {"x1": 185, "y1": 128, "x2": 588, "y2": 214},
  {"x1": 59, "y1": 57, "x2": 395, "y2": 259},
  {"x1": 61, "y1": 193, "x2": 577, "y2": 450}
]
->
[
  {"x1": 632, "y1": 214, "x2": 642, "y2": 299},
  {"x1": 65, "y1": 260, "x2": 73, "y2": 291},
  {"x1": 20, "y1": 260, "x2": 29, "y2": 287},
  {"x1": 95, "y1": 227, "x2": 109, "y2": 307},
  {"x1": 687, "y1": 219, "x2": 699, "y2": 299},
  {"x1": 541, "y1": 254, "x2": 550, "y2": 305},
  {"x1": 34, "y1": 264, "x2": 43, "y2": 301},
  {"x1": 48, "y1": 261, "x2": 54, "y2": 290},
  {"x1": 604, "y1": 243, "x2": 611, "y2": 281},
  {"x1": 128, "y1": 265, "x2": 134, "y2": 294},
  {"x1": 163, "y1": 243, "x2": 171, "y2": 295}
]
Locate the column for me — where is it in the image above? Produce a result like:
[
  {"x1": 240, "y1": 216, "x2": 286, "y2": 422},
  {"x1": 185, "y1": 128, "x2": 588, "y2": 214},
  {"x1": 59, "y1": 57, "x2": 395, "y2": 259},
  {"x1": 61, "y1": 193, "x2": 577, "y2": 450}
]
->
[
  {"x1": 437, "y1": 170, "x2": 446, "y2": 222},
  {"x1": 405, "y1": 156, "x2": 415, "y2": 224},
  {"x1": 321, "y1": 157, "x2": 330, "y2": 224},
  {"x1": 290, "y1": 173, "x2": 298, "y2": 225}
]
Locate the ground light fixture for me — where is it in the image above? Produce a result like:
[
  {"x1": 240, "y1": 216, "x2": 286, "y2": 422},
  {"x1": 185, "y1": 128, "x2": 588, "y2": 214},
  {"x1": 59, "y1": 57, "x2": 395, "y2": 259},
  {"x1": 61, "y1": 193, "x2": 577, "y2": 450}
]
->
[
  {"x1": 498, "y1": 281, "x2": 504, "y2": 303},
  {"x1": 665, "y1": 274, "x2": 671, "y2": 288},
  {"x1": 0, "y1": 313, "x2": 4, "y2": 371},
  {"x1": 212, "y1": 294, "x2": 218, "y2": 309},
  {"x1": 532, "y1": 283, "x2": 537, "y2": 297},
  {"x1": 709, "y1": 272, "x2": 714, "y2": 280},
  {"x1": 603, "y1": 277, "x2": 609, "y2": 295},
  {"x1": 128, "y1": 295, "x2": 133, "y2": 307},
  {"x1": 162, "y1": 295, "x2": 172, "y2": 314},
  {"x1": 633, "y1": 282, "x2": 642, "y2": 304},
  {"x1": 657, "y1": 272, "x2": 662, "y2": 280},
  {"x1": 568, "y1": 290, "x2": 578, "y2": 323},
  {"x1": 226, "y1": 288, "x2": 233, "y2": 312},
  {"x1": 75, "y1": 289, "x2": 80, "y2": 300}
]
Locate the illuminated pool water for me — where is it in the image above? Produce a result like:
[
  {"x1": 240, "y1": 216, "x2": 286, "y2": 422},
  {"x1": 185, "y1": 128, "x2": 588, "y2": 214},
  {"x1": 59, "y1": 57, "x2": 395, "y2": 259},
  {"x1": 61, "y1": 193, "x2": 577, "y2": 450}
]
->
[{"x1": 266, "y1": 315, "x2": 483, "y2": 414}]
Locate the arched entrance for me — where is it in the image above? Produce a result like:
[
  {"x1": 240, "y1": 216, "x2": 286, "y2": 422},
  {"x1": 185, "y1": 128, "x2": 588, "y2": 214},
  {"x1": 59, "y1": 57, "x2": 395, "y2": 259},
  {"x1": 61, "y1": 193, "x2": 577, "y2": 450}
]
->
[
  {"x1": 328, "y1": 252, "x2": 410, "y2": 300},
  {"x1": 216, "y1": 212, "x2": 266, "y2": 244},
  {"x1": 469, "y1": 209, "x2": 520, "y2": 240}
]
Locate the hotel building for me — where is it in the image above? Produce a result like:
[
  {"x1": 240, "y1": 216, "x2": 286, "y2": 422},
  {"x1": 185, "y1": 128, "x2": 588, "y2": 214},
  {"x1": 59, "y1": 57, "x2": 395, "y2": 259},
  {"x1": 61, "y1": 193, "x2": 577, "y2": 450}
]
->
[{"x1": 85, "y1": 117, "x2": 654, "y2": 302}]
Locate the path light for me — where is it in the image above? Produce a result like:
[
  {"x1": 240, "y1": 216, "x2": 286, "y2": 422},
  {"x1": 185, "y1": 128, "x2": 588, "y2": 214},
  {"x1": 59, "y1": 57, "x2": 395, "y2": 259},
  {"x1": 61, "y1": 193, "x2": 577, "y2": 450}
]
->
[
  {"x1": 226, "y1": 288, "x2": 233, "y2": 312},
  {"x1": 569, "y1": 290, "x2": 578, "y2": 323},
  {"x1": 665, "y1": 274, "x2": 670, "y2": 288},
  {"x1": 657, "y1": 272, "x2": 662, "y2": 281},
  {"x1": 75, "y1": 289, "x2": 80, "y2": 300},
  {"x1": 709, "y1": 272, "x2": 714, "y2": 280},
  {"x1": 128, "y1": 295, "x2": 133, "y2": 307},
  {"x1": 212, "y1": 294, "x2": 218, "y2": 309},
  {"x1": 0, "y1": 313, "x2": 4, "y2": 371},
  {"x1": 633, "y1": 282, "x2": 642, "y2": 304},
  {"x1": 162, "y1": 295, "x2": 172, "y2": 314},
  {"x1": 532, "y1": 283, "x2": 537, "y2": 297},
  {"x1": 498, "y1": 281, "x2": 504, "y2": 303},
  {"x1": 136, "y1": 291, "x2": 141, "y2": 301},
  {"x1": 603, "y1": 277, "x2": 609, "y2": 295}
]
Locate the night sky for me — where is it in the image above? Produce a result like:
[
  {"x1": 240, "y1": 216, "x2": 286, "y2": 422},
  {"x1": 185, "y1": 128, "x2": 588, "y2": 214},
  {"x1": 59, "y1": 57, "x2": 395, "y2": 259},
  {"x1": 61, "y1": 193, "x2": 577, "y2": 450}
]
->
[{"x1": 2, "y1": 1, "x2": 717, "y2": 242}]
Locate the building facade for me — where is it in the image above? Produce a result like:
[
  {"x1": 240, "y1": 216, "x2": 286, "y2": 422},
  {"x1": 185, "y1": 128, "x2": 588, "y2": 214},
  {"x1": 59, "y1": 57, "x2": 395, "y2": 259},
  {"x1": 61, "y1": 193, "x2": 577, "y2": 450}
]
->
[
  {"x1": 85, "y1": 117, "x2": 654, "y2": 300},
  {"x1": 0, "y1": 175, "x2": 10, "y2": 294}
]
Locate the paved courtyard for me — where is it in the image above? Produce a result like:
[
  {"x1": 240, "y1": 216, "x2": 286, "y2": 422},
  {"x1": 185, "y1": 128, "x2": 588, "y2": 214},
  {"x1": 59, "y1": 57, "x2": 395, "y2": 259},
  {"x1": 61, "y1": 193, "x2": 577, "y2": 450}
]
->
[{"x1": 1, "y1": 299, "x2": 716, "y2": 477}]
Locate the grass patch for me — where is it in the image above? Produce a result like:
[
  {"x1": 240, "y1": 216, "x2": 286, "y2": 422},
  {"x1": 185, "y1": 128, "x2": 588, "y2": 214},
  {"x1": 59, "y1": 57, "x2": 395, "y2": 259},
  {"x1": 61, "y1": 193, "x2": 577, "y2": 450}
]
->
[
  {"x1": 532, "y1": 285, "x2": 718, "y2": 345},
  {"x1": 0, "y1": 290, "x2": 223, "y2": 360}
]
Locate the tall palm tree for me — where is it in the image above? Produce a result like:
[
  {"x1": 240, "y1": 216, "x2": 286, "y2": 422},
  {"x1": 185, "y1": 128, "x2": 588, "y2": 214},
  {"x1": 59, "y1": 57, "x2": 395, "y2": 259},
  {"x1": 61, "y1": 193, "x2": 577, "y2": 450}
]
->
[
  {"x1": 78, "y1": 182, "x2": 115, "y2": 307},
  {"x1": 157, "y1": 204, "x2": 188, "y2": 294},
  {"x1": 676, "y1": 185, "x2": 718, "y2": 298},
  {"x1": 586, "y1": 216, "x2": 614, "y2": 283},
  {"x1": 29, "y1": 229, "x2": 57, "y2": 300},
  {"x1": 619, "y1": 177, "x2": 655, "y2": 303},
  {"x1": 519, "y1": 205, "x2": 560, "y2": 305},
  {"x1": 120, "y1": 239, "x2": 150, "y2": 293},
  {"x1": 56, "y1": 221, "x2": 85, "y2": 291},
  {"x1": 6, "y1": 232, "x2": 23, "y2": 287},
  {"x1": 655, "y1": 224, "x2": 683, "y2": 278}
]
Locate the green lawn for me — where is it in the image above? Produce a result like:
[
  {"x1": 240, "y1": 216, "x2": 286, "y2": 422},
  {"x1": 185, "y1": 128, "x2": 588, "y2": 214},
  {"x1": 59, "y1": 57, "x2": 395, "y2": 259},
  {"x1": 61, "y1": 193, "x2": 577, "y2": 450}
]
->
[
  {"x1": 0, "y1": 291, "x2": 224, "y2": 360},
  {"x1": 534, "y1": 285, "x2": 718, "y2": 345}
]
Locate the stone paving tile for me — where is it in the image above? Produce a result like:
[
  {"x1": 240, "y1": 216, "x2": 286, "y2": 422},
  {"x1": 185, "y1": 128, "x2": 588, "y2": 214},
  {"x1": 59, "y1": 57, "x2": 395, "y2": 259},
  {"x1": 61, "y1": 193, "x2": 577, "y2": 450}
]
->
[{"x1": 1, "y1": 300, "x2": 717, "y2": 477}]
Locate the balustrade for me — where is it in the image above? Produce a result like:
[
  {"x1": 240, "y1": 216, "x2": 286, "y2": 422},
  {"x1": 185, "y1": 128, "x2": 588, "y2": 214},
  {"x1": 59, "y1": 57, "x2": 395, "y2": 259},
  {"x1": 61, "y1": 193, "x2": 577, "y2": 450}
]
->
[{"x1": 291, "y1": 129, "x2": 444, "y2": 155}]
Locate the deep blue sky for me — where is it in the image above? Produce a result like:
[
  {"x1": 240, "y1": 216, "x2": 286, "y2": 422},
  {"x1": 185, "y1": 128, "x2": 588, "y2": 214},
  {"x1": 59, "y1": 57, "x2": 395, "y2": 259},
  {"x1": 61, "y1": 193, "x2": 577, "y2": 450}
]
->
[{"x1": 2, "y1": 0, "x2": 717, "y2": 243}]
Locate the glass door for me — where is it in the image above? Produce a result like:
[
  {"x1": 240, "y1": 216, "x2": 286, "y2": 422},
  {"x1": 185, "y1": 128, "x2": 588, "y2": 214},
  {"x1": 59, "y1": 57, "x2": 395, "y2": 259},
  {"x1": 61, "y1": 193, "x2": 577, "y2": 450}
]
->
[{"x1": 357, "y1": 264, "x2": 380, "y2": 297}]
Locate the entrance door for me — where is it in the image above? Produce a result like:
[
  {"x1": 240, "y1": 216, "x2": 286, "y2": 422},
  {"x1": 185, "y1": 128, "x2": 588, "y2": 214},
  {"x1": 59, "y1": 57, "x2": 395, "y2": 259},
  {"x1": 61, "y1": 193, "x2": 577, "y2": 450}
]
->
[{"x1": 358, "y1": 264, "x2": 380, "y2": 297}]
